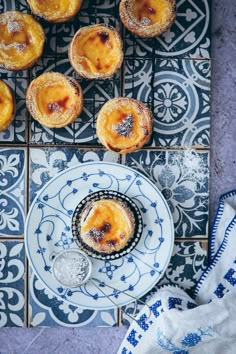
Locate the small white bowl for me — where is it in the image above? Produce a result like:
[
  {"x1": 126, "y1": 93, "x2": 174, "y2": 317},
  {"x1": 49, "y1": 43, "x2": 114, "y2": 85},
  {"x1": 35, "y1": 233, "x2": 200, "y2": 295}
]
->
[{"x1": 52, "y1": 248, "x2": 92, "y2": 288}]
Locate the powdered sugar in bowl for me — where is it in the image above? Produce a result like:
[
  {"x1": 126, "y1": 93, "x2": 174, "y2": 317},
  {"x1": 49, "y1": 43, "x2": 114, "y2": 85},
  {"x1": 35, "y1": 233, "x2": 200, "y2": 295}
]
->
[{"x1": 52, "y1": 249, "x2": 92, "y2": 288}]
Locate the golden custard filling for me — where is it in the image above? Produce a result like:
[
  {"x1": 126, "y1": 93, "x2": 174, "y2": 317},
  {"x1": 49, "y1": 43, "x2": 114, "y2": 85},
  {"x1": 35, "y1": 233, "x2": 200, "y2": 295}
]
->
[
  {"x1": 100, "y1": 106, "x2": 148, "y2": 150},
  {"x1": 37, "y1": 84, "x2": 73, "y2": 116},
  {"x1": 0, "y1": 12, "x2": 44, "y2": 70},
  {"x1": 0, "y1": 80, "x2": 14, "y2": 131},
  {"x1": 133, "y1": 0, "x2": 174, "y2": 25},
  {"x1": 81, "y1": 200, "x2": 133, "y2": 248},
  {"x1": 29, "y1": 0, "x2": 70, "y2": 14},
  {"x1": 26, "y1": 72, "x2": 83, "y2": 128},
  {"x1": 27, "y1": 0, "x2": 82, "y2": 21},
  {"x1": 73, "y1": 28, "x2": 121, "y2": 75}
]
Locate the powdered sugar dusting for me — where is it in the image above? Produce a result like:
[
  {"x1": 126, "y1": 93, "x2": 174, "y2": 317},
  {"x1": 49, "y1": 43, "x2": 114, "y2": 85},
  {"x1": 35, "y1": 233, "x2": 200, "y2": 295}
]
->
[
  {"x1": 140, "y1": 17, "x2": 151, "y2": 25},
  {"x1": 87, "y1": 227, "x2": 104, "y2": 242},
  {"x1": 171, "y1": 147, "x2": 208, "y2": 189},
  {"x1": 112, "y1": 113, "x2": 134, "y2": 137},
  {"x1": 0, "y1": 42, "x2": 26, "y2": 51},
  {"x1": 7, "y1": 20, "x2": 22, "y2": 33},
  {"x1": 53, "y1": 250, "x2": 90, "y2": 287}
]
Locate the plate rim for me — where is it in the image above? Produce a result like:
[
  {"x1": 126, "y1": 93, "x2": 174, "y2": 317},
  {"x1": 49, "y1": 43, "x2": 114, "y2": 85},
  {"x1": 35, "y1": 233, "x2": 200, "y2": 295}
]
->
[{"x1": 25, "y1": 161, "x2": 174, "y2": 309}]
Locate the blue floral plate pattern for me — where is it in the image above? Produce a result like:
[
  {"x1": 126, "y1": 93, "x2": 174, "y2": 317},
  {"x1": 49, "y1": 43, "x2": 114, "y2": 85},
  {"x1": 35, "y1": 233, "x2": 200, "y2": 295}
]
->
[{"x1": 25, "y1": 162, "x2": 174, "y2": 310}]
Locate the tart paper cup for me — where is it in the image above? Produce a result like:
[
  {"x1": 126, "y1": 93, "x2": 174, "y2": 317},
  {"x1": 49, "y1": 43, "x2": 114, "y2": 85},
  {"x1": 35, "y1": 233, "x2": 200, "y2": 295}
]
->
[{"x1": 71, "y1": 190, "x2": 143, "y2": 260}]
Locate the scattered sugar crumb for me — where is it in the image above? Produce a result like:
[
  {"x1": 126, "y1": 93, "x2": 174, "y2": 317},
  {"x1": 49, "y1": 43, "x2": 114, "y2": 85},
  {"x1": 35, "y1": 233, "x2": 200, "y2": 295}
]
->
[{"x1": 7, "y1": 20, "x2": 22, "y2": 33}]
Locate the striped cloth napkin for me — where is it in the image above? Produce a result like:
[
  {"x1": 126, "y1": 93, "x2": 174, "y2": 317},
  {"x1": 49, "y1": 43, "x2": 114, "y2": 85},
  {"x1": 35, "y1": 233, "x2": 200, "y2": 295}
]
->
[{"x1": 118, "y1": 191, "x2": 236, "y2": 354}]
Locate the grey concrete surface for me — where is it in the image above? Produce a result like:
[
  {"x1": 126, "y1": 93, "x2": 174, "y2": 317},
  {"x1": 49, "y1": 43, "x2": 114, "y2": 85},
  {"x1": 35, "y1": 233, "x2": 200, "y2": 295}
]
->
[
  {"x1": 1, "y1": 1, "x2": 236, "y2": 353},
  {"x1": 210, "y1": 0, "x2": 236, "y2": 219}
]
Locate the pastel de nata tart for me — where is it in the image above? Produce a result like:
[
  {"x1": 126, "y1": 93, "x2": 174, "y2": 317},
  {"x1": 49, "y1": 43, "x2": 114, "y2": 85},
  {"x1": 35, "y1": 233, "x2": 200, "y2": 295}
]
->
[
  {"x1": 26, "y1": 72, "x2": 83, "y2": 128},
  {"x1": 27, "y1": 0, "x2": 83, "y2": 23},
  {"x1": 0, "y1": 11, "x2": 45, "y2": 71},
  {"x1": 96, "y1": 97, "x2": 153, "y2": 154},
  {"x1": 0, "y1": 80, "x2": 15, "y2": 132},
  {"x1": 119, "y1": 0, "x2": 176, "y2": 38},
  {"x1": 80, "y1": 199, "x2": 135, "y2": 254},
  {"x1": 69, "y1": 24, "x2": 123, "y2": 79}
]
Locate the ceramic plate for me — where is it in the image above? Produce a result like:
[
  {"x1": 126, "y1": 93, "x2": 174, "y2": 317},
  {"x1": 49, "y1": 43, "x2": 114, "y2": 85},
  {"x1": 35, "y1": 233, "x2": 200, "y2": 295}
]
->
[{"x1": 25, "y1": 162, "x2": 174, "y2": 310}]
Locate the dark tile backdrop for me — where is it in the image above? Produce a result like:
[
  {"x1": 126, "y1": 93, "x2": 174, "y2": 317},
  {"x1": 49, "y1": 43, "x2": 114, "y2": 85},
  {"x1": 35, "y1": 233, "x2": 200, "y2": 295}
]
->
[{"x1": 0, "y1": 0, "x2": 211, "y2": 328}]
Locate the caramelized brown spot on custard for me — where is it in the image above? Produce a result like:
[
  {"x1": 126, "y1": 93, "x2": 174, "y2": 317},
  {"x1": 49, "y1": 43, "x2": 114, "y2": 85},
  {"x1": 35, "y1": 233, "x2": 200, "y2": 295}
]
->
[
  {"x1": 96, "y1": 58, "x2": 102, "y2": 70},
  {"x1": 107, "y1": 239, "x2": 118, "y2": 246},
  {"x1": 47, "y1": 96, "x2": 69, "y2": 114},
  {"x1": 87, "y1": 228, "x2": 104, "y2": 243},
  {"x1": 98, "y1": 31, "x2": 110, "y2": 43},
  {"x1": 25, "y1": 33, "x2": 31, "y2": 46},
  {"x1": 99, "y1": 222, "x2": 111, "y2": 233},
  {"x1": 136, "y1": 0, "x2": 156, "y2": 21},
  {"x1": 145, "y1": 5, "x2": 156, "y2": 14}
]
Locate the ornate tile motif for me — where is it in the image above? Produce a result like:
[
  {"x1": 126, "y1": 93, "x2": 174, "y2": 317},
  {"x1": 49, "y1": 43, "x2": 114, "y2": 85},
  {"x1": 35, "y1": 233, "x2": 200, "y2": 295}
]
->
[
  {"x1": 0, "y1": 0, "x2": 211, "y2": 330},
  {"x1": 29, "y1": 147, "x2": 120, "y2": 203},
  {"x1": 0, "y1": 149, "x2": 26, "y2": 237},
  {"x1": 124, "y1": 59, "x2": 211, "y2": 148},
  {"x1": 124, "y1": 59, "x2": 153, "y2": 105},
  {"x1": 124, "y1": 0, "x2": 211, "y2": 59},
  {"x1": 0, "y1": 241, "x2": 25, "y2": 327},
  {"x1": 122, "y1": 240, "x2": 208, "y2": 327},
  {"x1": 29, "y1": 271, "x2": 117, "y2": 327},
  {"x1": 28, "y1": 147, "x2": 119, "y2": 326},
  {"x1": 124, "y1": 150, "x2": 209, "y2": 238}
]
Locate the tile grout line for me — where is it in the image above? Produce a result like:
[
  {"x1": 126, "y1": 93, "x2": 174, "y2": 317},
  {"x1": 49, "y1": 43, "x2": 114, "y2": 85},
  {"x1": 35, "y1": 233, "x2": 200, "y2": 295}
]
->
[
  {"x1": 0, "y1": 143, "x2": 211, "y2": 151},
  {"x1": 25, "y1": 138, "x2": 30, "y2": 328},
  {"x1": 0, "y1": 236, "x2": 24, "y2": 241},
  {"x1": 24, "y1": 59, "x2": 31, "y2": 328},
  {"x1": 175, "y1": 237, "x2": 208, "y2": 242},
  {"x1": 117, "y1": 308, "x2": 123, "y2": 327}
]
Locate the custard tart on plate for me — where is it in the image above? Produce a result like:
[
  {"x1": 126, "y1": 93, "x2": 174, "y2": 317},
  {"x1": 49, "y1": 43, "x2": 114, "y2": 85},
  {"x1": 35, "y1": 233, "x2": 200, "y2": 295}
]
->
[
  {"x1": 80, "y1": 199, "x2": 135, "y2": 254},
  {"x1": 119, "y1": 0, "x2": 176, "y2": 38},
  {"x1": 27, "y1": 0, "x2": 83, "y2": 23},
  {"x1": 96, "y1": 97, "x2": 153, "y2": 154},
  {"x1": 0, "y1": 80, "x2": 15, "y2": 132},
  {"x1": 26, "y1": 72, "x2": 83, "y2": 128},
  {"x1": 69, "y1": 24, "x2": 123, "y2": 79},
  {"x1": 72, "y1": 190, "x2": 143, "y2": 260},
  {"x1": 0, "y1": 11, "x2": 45, "y2": 71}
]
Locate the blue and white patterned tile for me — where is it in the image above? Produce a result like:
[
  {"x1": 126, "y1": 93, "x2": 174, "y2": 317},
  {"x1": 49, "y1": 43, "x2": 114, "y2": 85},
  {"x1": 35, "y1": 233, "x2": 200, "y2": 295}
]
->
[
  {"x1": 0, "y1": 241, "x2": 25, "y2": 327},
  {"x1": 30, "y1": 113, "x2": 96, "y2": 145},
  {"x1": 29, "y1": 147, "x2": 120, "y2": 203},
  {"x1": 124, "y1": 59, "x2": 153, "y2": 105},
  {"x1": 15, "y1": 0, "x2": 28, "y2": 13},
  {"x1": 124, "y1": 0, "x2": 211, "y2": 59},
  {"x1": 28, "y1": 147, "x2": 119, "y2": 327},
  {"x1": 28, "y1": 270, "x2": 117, "y2": 327},
  {"x1": 0, "y1": 0, "x2": 16, "y2": 11},
  {"x1": 0, "y1": 148, "x2": 26, "y2": 237},
  {"x1": 122, "y1": 240, "x2": 208, "y2": 326},
  {"x1": 124, "y1": 58, "x2": 211, "y2": 148},
  {"x1": 124, "y1": 149, "x2": 209, "y2": 238}
]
